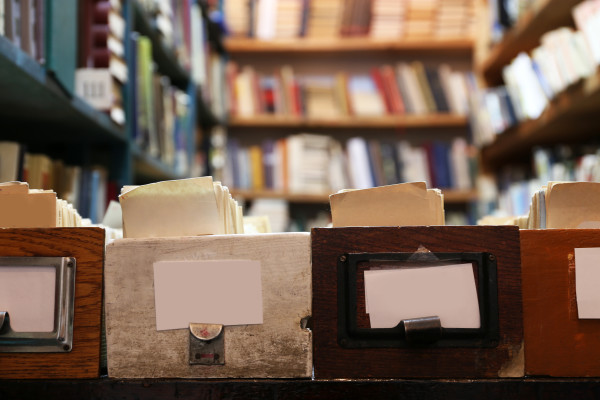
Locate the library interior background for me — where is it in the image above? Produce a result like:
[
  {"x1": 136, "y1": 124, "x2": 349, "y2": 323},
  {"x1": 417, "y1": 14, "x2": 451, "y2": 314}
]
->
[{"x1": 4, "y1": 0, "x2": 600, "y2": 397}]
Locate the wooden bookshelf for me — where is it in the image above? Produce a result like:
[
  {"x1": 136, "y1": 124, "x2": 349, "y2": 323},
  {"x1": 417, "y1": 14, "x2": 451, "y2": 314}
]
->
[
  {"x1": 481, "y1": 67, "x2": 600, "y2": 169},
  {"x1": 131, "y1": 145, "x2": 188, "y2": 182},
  {"x1": 0, "y1": 35, "x2": 127, "y2": 145},
  {"x1": 225, "y1": 37, "x2": 474, "y2": 55},
  {"x1": 229, "y1": 115, "x2": 469, "y2": 129},
  {"x1": 479, "y1": 0, "x2": 581, "y2": 86},
  {"x1": 230, "y1": 189, "x2": 478, "y2": 204}
]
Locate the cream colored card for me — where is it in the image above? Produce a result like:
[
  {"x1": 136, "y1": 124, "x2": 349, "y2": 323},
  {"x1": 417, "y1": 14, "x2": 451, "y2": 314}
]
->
[
  {"x1": 575, "y1": 248, "x2": 600, "y2": 319},
  {"x1": 0, "y1": 191, "x2": 57, "y2": 228},
  {"x1": 120, "y1": 177, "x2": 221, "y2": 238},
  {"x1": 546, "y1": 182, "x2": 600, "y2": 228},
  {"x1": 330, "y1": 182, "x2": 444, "y2": 227},
  {"x1": 0, "y1": 266, "x2": 56, "y2": 332},
  {"x1": 153, "y1": 260, "x2": 263, "y2": 330},
  {"x1": 364, "y1": 263, "x2": 480, "y2": 328}
]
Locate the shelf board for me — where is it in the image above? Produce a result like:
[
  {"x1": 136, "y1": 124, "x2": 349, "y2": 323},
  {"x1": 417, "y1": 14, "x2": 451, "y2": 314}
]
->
[
  {"x1": 228, "y1": 114, "x2": 469, "y2": 129},
  {"x1": 479, "y1": 0, "x2": 582, "y2": 86},
  {"x1": 225, "y1": 37, "x2": 474, "y2": 55},
  {"x1": 132, "y1": 1, "x2": 190, "y2": 87},
  {"x1": 131, "y1": 145, "x2": 187, "y2": 182},
  {"x1": 481, "y1": 67, "x2": 600, "y2": 169},
  {"x1": 4, "y1": 377, "x2": 599, "y2": 400},
  {"x1": 231, "y1": 189, "x2": 477, "y2": 204},
  {"x1": 0, "y1": 35, "x2": 127, "y2": 144}
]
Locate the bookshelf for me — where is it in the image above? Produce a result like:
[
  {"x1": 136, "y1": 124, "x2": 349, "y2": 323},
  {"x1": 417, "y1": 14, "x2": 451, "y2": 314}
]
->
[
  {"x1": 225, "y1": 37, "x2": 474, "y2": 54},
  {"x1": 231, "y1": 188, "x2": 479, "y2": 204},
  {"x1": 481, "y1": 67, "x2": 600, "y2": 169},
  {"x1": 477, "y1": 0, "x2": 582, "y2": 86},
  {"x1": 229, "y1": 114, "x2": 469, "y2": 129},
  {"x1": 0, "y1": 1, "x2": 224, "y2": 221}
]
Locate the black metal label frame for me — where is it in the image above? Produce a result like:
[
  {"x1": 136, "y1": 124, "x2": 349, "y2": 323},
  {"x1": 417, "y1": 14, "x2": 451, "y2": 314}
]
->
[{"x1": 337, "y1": 252, "x2": 500, "y2": 349}]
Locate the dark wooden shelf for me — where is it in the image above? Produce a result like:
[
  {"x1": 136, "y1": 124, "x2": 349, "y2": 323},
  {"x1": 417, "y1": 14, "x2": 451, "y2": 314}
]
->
[
  {"x1": 2, "y1": 378, "x2": 600, "y2": 400},
  {"x1": 131, "y1": 145, "x2": 188, "y2": 182},
  {"x1": 0, "y1": 35, "x2": 127, "y2": 144},
  {"x1": 481, "y1": 67, "x2": 600, "y2": 170},
  {"x1": 231, "y1": 189, "x2": 478, "y2": 204},
  {"x1": 479, "y1": 0, "x2": 582, "y2": 86},
  {"x1": 229, "y1": 114, "x2": 469, "y2": 129},
  {"x1": 226, "y1": 37, "x2": 474, "y2": 55}
]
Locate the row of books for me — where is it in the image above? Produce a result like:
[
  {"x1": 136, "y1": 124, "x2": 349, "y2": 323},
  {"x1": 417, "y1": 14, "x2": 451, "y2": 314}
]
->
[
  {"x1": 0, "y1": 0, "x2": 44, "y2": 61},
  {"x1": 0, "y1": 141, "x2": 115, "y2": 224},
  {"x1": 76, "y1": 0, "x2": 127, "y2": 126},
  {"x1": 137, "y1": 0, "x2": 227, "y2": 122},
  {"x1": 493, "y1": 145, "x2": 600, "y2": 218},
  {"x1": 131, "y1": 33, "x2": 194, "y2": 175},
  {"x1": 471, "y1": 1, "x2": 600, "y2": 146},
  {"x1": 223, "y1": 0, "x2": 477, "y2": 40},
  {"x1": 228, "y1": 62, "x2": 472, "y2": 118},
  {"x1": 222, "y1": 134, "x2": 476, "y2": 194}
]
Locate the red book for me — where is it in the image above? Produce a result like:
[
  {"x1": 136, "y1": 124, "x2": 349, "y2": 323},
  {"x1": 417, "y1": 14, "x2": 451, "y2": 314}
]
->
[
  {"x1": 370, "y1": 68, "x2": 392, "y2": 114},
  {"x1": 380, "y1": 65, "x2": 405, "y2": 114}
]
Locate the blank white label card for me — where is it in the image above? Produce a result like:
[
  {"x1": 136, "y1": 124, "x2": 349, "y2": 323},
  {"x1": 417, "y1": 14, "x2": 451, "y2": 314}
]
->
[
  {"x1": 364, "y1": 263, "x2": 480, "y2": 329},
  {"x1": 0, "y1": 266, "x2": 56, "y2": 332},
  {"x1": 575, "y1": 248, "x2": 600, "y2": 319},
  {"x1": 153, "y1": 260, "x2": 263, "y2": 330}
]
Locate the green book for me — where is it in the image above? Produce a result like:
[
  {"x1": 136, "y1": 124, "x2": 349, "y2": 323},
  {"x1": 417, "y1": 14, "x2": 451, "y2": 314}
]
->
[{"x1": 45, "y1": 0, "x2": 77, "y2": 95}]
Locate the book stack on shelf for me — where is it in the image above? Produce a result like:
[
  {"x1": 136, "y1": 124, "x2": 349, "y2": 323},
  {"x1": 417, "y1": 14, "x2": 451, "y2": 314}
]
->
[
  {"x1": 1, "y1": 0, "x2": 44, "y2": 62},
  {"x1": 130, "y1": 33, "x2": 194, "y2": 175},
  {"x1": 225, "y1": 134, "x2": 476, "y2": 195},
  {"x1": 223, "y1": 0, "x2": 478, "y2": 40},
  {"x1": 0, "y1": 141, "x2": 113, "y2": 224},
  {"x1": 227, "y1": 62, "x2": 472, "y2": 119},
  {"x1": 473, "y1": 0, "x2": 600, "y2": 221},
  {"x1": 472, "y1": 0, "x2": 600, "y2": 147},
  {"x1": 0, "y1": 1, "x2": 224, "y2": 222},
  {"x1": 77, "y1": 0, "x2": 127, "y2": 126}
]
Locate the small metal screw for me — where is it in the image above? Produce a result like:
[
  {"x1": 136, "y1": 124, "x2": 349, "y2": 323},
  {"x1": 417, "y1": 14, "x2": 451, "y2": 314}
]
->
[
  {"x1": 67, "y1": 259, "x2": 74, "y2": 268},
  {"x1": 195, "y1": 353, "x2": 201, "y2": 359},
  {"x1": 489, "y1": 254, "x2": 496, "y2": 262},
  {"x1": 214, "y1": 354, "x2": 220, "y2": 360},
  {"x1": 63, "y1": 345, "x2": 70, "y2": 351},
  {"x1": 339, "y1": 255, "x2": 347, "y2": 263}
]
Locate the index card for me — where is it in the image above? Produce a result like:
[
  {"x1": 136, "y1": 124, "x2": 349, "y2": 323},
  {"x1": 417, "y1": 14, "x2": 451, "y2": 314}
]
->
[
  {"x1": 364, "y1": 263, "x2": 480, "y2": 329},
  {"x1": 575, "y1": 248, "x2": 600, "y2": 318},
  {"x1": 330, "y1": 182, "x2": 445, "y2": 227},
  {"x1": 153, "y1": 260, "x2": 263, "y2": 330},
  {"x1": 0, "y1": 266, "x2": 56, "y2": 332}
]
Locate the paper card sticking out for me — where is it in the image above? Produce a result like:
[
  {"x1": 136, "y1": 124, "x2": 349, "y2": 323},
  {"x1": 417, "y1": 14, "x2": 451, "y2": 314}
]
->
[
  {"x1": 364, "y1": 264, "x2": 480, "y2": 329},
  {"x1": 0, "y1": 266, "x2": 56, "y2": 332},
  {"x1": 575, "y1": 248, "x2": 600, "y2": 319},
  {"x1": 153, "y1": 260, "x2": 263, "y2": 330}
]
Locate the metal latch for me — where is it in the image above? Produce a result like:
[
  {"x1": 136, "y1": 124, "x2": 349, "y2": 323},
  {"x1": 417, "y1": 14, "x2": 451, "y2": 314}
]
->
[
  {"x1": 189, "y1": 323, "x2": 225, "y2": 365},
  {"x1": 401, "y1": 316, "x2": 442, "y2": 345}
]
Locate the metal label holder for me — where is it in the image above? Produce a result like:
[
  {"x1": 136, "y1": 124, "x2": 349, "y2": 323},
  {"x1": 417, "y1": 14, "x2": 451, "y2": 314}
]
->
[
  {"x1": 0, "y1": 257, "x2": 76, "y2": 353},
  {"x1": 189, "y1": 323, "x2": 225, "y2": 365},
  {"x1": 337, "y1": 252, "x2": 500, "y2": 349}
]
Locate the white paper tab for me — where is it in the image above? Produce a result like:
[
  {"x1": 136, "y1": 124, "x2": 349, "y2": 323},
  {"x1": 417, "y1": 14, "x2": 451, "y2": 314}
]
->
[
  {"x1": 575, "y1": 248, "x2": 600, "y2": 319},
  {"x1": 0, "y1": 266, "x2": 56, "y2": 332},
  {"x1": 364, "y1": 263, "x2": 480, "y2": 329},
  {"x1": 153, "y1": 260, "x2": 263, "y2": 330}
]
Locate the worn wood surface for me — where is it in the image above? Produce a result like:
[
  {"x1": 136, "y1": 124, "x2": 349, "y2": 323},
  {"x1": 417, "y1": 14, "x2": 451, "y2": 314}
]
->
[
  {"x1": 522, "y1": 230, "x2": 600, "y2": 377},
  {"x1": 104, "y1": 233, "x2": 312, "y2": 378},
  {"x1": 4, "y1": 378, "x2": 600, "y2": 400},
  {"x1": 0, "y1": 228, "x2": 105, "y2": 379},
  {"x1": 312, "y1": 226, "x2": 523, "y2": 379}
]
